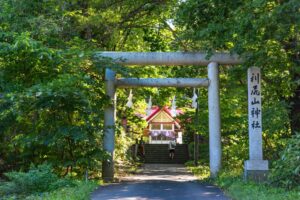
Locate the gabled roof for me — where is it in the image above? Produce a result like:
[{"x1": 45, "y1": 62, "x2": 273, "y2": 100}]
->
[
  {"x1": 146, "y1": 106, "x2": 183, "y2": 122},
  {"x1": 145, "y1": 106, "x2": 161, "y2": 121},
  {"x1": 145, "y1": 106, "x2": 183, "y2": 128}
]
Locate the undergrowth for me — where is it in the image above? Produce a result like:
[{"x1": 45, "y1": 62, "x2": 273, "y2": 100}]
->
[
  {"x1": 0, "y1": 163, "x2": 99, "y2": 200},
  {"x1": 186, "y1": 161, "x2": 300, "y2": 200}
]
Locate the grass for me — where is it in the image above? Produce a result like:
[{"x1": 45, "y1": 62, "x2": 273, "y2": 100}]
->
[
  {"x1": 186, "y1": 161, "x2": 300, "y2": 200},
  {"x1": 27, "y1": 181, "x2": 98, "y2": 200},
  {"x1": 115, "y1": 159, "x2": 142, "y2": 177},
  {"x1": 1, "y1": 181, "x2": 99, "y2": 200},
  {"x1": 0, "y1": 160, "x2": 139, "y2": 200}
]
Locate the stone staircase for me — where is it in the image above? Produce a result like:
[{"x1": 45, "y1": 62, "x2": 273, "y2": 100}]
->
[{"x1": 144, "y1": 144, "x2": 189, "y2": 164}]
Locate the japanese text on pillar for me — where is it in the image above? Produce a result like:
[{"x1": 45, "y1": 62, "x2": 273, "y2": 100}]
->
[{"x1": 248, "y1": 68, "x2": 262, "y2": 131}]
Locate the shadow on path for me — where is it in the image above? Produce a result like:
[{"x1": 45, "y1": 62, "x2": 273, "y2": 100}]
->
[{"x1": 91, "y1": 164, "x2": 229, "y2": 200}]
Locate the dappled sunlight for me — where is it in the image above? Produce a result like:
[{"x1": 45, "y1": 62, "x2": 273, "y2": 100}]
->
[
  {"x1": 121, "y1": 164, "x2": 198, "y2": 182},
  {"x1": 92, "y1": 164, "x2": 229, "y2": 200}
]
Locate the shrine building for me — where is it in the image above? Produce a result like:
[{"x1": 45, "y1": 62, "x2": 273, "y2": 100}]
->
[{"x1": 143, "y1": 106, "x2": 184, "y2": 144}]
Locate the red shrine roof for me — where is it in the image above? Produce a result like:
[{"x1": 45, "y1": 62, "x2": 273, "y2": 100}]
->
[{"x1": 145, "y1": 106, "x2": 183, "y2": 122}]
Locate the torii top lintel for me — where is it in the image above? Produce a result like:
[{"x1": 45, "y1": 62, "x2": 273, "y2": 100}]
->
[{"x1": 95, "y1": 51, "x2": 243, "y2": 66}]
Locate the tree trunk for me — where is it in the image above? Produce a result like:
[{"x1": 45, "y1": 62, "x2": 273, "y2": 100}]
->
[{"x1": 290, "y1": 84, "x2": 300, "y2": 134}]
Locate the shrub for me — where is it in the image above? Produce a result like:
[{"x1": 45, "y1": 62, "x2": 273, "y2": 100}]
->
[
  {"x1": 25, "y1": 181, "x2": 98, "y2": 200},
  {"x1": 0, "y1": 163, "x2": 74, "y2": 196},
  {"x1": 269, "y1": 133, "x2": 300, "y2": 189}
]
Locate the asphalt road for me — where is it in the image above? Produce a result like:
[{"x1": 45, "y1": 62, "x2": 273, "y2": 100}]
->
[{"x1": 91, "y1": 164, "x2": 229, "y2": 200}]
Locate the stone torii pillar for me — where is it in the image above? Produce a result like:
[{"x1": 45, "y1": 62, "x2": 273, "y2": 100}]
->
[
  {"x1": 102, "y1": 68, "x2": 116, "y2": 182},
  {"x1": 208, "y1": 62, "x2": 221, "y2": 178}
]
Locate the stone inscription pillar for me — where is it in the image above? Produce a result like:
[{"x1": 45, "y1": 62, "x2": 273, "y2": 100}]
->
[{"x1": 244, "y1": 67, "x2": 268, "y2": 181}]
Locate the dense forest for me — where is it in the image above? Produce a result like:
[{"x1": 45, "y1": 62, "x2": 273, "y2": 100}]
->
[{"x1": 0, "y1": 0, "x2": 299, "y2": 198}]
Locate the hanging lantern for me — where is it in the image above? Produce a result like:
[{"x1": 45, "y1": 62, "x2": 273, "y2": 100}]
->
[
  {"x1": 126, "y1": 89, "x2": 133, "y2": 108},
  {"x1": 192, "y1": 88, "x2": 198, "y2": 109},
  {"x1": 146, "y1": 96, "x2": 152, "y2": 116},
  {"x1": 171, "y1": 96, "x2": 177, "y2": 117}
]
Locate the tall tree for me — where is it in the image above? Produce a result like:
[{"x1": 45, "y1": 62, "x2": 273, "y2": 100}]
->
[
  {"x1": 0, "y1": 0, "x2": 178, "y2": 175},
  {"x1": 176, "y1": 0, "x2": 300, "y2": 133}
]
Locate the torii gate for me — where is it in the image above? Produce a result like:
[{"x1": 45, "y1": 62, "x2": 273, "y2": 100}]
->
[{"x1": 95, "y1": 52, "x2": 269, "y2": 182}]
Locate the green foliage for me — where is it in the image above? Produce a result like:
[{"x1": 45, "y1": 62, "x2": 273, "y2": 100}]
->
[
  {"x1": 175, "y1": 0, "x2": 299, "y2": 170},
  {"x1": 0, "y1": 0, "x2": 299, "y2": 192},
  {"x1": 0, "y1": 163, "x2": 75, "y2": 197},
  {"x1": 0, "y1": 32, "x2": 107, "y2": 175},
  {"x1": 187, "y1": 162, "x2": 300, "y2": 200},
  {"x1": 269, "y1": 133, "x2": 300, "y2": 189},
  {"x1": 25, "y1": 181, "x2": 98, "y2": 200},
  {"x1": 0, "y1": 163, "x2": 98, "y2": 200},
  {"x1": 185, "y1": 161, "x2": 210, "y2": 180},
  {"x1": 216, "y1": 174, "x2": 300, "y2": 200},
  {"x1": 0, "y1": 0, "x2": 179, "y2": 179}
]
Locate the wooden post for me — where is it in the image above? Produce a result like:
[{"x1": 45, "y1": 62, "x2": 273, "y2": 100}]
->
[{"x1": 194, "y1": 89, "x2": 200, "y2": 166}]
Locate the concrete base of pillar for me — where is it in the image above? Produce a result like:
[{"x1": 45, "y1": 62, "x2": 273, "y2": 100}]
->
[
  {"x1": 244, "y1": 160, "x2": 269, "y2": 182},
  {"x1": 102, "y1": 160, "x2": 114, "y2": 182}
]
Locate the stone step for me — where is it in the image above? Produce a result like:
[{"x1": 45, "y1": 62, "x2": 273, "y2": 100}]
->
[{"x1": 143, "y1": 144, "x2": 189, "y2": 164}]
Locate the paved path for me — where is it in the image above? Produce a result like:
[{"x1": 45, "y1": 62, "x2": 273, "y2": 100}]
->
[{"x1": 91, "y1": 164, "x2": 229, "y2": 200}]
